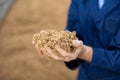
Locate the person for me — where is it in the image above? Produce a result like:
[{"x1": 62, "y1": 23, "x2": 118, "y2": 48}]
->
[{"x1": 32, "y1": 0, "x2": 120, "y2": 80}]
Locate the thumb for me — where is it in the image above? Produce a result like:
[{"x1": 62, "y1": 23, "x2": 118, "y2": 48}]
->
[{"x1": 72, "y1": 40, "x2": 83, "y2": 47}]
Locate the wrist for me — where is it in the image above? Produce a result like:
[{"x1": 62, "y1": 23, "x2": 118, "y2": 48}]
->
[{"x1": 78, "y1": 45, "x2": 93, "y2": 63}]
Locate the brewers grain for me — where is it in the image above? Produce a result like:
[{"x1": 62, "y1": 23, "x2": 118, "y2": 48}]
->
[{"x1": 32, "y1": 30, "x2": 78, "y2": 56}]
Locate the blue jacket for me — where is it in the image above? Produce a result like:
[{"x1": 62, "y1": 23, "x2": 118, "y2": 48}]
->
[{"x1": 65, "y1": 0, "x2": 120, "y2": 80}]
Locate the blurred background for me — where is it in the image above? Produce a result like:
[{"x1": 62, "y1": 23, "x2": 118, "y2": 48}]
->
[{"x1": 0, "y1": 0, "x2": 78, "y2": 80}]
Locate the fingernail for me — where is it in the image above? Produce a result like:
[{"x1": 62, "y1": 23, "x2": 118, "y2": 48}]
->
[{"x1": 72, "y1": 40, "x2": 83, "y2": 47}]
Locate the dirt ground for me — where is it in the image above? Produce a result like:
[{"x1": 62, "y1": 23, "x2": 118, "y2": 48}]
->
[{"x1": 0, "y1": 0, "x2": 78, "y2": 80}]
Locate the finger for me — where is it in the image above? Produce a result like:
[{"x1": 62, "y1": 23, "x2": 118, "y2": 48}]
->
[
  {"x1": 41, "y1": 48, "x2": 50, "y2": 57},
  {"x1": 32, "y1": 40, "x2": 36, "y2": 45},
  {"x1": 35, "y1": 45, "x2": 44, "y2": 58},
  {"x1": 72, "y1": 40, "x2": 83, "y2": 47},
  {"x1": 74, "y1": 46, "x2": 83, "y2": 56},
  {"x1": 55, "y1": 46, "x2": 71, "y2": 57},
  {"x1": 55, "y1": 46, "x2": 77, "y2": 61},
  {"x1": 45, "y1": 47, "x2": 64, "y2": 61},
  {"x1": 40, "y1": 30, "x2": 45, "y2": 33}
]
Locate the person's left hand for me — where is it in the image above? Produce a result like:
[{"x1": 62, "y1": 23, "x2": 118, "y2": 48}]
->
[{"x1": 42, "y1": 40, "x2": 84, "y2": 62}]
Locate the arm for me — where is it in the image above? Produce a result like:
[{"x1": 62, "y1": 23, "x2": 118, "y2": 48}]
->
[
  {"x1": 65, "y1": 0, "x2": 80, "y2": 34},
  {"x1": 79, "y1": 28, "x2": 120, "y2": 74}
]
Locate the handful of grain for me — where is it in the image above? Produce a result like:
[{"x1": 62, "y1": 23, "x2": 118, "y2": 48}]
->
[{"x1": 32, "y1": 30, "x2": 78, "y2": 56}]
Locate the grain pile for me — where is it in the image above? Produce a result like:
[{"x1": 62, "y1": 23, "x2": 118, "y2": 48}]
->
[{"x1": 32, "y1": 30, "x2": 78, "y2": 56}]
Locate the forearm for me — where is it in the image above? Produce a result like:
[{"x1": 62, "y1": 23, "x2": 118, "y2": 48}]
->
[{"x1": 77, "y1": 45, "x2": 93, "y2": 63}]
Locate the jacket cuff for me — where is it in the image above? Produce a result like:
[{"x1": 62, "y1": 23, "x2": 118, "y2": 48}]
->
[
  {"x1": 91, "y1": 48, "x2": 105, "y2": 68},
  {"x1": 65, "y1": 59, "x2": 83, "y2": 70}
]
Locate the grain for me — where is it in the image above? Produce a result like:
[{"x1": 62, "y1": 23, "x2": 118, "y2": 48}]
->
[{"x1": 32, "y1": 30, "x2": 78, "y2": 56}]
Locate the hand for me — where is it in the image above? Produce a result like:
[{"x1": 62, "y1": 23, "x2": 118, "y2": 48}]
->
[
  {"x1": 33, "y1": 38, "x2": 93, "y2": 62},
  {"x1": 42, "y1": 40, "x2": 84, "y2": 62}
]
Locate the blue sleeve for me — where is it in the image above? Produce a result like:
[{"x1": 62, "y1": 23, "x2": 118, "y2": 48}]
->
[
  {"x1": 65, "y1": 0, "x2": 80, "y2": 32},
  {"x1": 89, "y1": 27, "x2": 120, "y2": 74},
  {"x1": 65, "y1": 0, "x2": 83, "y2": 70}
]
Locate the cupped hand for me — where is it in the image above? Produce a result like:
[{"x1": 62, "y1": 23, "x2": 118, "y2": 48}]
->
[{"x1": 44, "y1": 40, "x2": 84, "y2": 62}]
